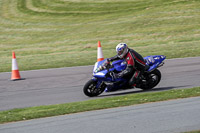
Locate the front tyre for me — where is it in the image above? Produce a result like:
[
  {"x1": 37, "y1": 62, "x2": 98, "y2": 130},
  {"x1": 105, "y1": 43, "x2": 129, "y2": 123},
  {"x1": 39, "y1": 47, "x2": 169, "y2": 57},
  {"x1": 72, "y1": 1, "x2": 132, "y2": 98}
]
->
[
  {"x1": 83, "y1": 79, "x2": 106, "y2": 97},
  {"x1": 140, "y1": 69, "x2": 161, "y2": 90}
]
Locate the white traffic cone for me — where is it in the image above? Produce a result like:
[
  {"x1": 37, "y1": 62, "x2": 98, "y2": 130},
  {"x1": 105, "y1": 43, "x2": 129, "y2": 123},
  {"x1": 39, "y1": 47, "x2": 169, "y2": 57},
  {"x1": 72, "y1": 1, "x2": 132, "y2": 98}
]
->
[
  {"x1": 11, "y1": 52, "x2": 24, "y2": 81},
  {"x1": 97, "y1": 41, "x2": 104, "y2": 62}
]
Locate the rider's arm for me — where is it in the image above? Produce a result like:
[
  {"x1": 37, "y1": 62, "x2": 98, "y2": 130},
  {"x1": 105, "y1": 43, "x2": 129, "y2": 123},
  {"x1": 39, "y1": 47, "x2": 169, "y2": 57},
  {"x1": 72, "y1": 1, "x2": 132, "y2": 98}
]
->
[
  {"x1": 118, "y1": 64, "x2": 133, "y2": 77},
  {"x1": 107, "y1": 55, "x2": 120, "y2": 62}
]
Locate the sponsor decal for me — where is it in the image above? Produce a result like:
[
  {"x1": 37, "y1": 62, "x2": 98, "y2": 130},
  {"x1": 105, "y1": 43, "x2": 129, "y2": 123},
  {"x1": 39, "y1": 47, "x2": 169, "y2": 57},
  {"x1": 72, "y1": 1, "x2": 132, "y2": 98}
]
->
[
  {"x1": 148, "y1": 57, "x2": 155, "y2": 63},
  {"x1": 126, "y1": 57, "x2": 130, "y2": 61},
  {"x1": 154, "y1": 57, "x2": 160, "y2": 60}
]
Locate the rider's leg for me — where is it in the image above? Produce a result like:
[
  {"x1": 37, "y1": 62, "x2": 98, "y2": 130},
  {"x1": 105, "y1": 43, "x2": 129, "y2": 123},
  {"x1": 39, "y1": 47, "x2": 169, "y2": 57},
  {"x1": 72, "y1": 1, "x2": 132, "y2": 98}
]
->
[{"x1": 129, "y1": 70, "x2": 140, "y2": 86}]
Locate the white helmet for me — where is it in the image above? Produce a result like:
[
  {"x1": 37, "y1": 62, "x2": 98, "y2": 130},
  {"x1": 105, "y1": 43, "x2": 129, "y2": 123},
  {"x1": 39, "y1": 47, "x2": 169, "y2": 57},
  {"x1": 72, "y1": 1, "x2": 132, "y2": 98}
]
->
[{"x1": 116, "y1": 43, "x2": 128, "y2": 59}]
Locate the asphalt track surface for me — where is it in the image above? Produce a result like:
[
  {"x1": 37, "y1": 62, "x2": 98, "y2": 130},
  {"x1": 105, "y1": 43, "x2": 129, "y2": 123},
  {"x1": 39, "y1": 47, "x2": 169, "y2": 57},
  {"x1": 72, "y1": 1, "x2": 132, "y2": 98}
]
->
[
  {"x1": 0, "y1": 97, "x2": 200, "y2": 133},
  {"x1": 0, "y1": 57, "x2": 200, "y2": 111}
]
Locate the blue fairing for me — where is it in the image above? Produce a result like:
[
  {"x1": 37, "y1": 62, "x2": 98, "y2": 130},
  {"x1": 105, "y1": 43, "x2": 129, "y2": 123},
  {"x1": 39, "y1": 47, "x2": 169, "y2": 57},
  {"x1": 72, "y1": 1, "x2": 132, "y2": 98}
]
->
[
  {"x1": 93, "y1": 59, "x2": 126, "y2": 81},
  {"x1": 144, "y1": 55, "x2": 166, "y2": 71},
  {"x1": 111, "y1": 59, "x2": 127, "y2": 72}
]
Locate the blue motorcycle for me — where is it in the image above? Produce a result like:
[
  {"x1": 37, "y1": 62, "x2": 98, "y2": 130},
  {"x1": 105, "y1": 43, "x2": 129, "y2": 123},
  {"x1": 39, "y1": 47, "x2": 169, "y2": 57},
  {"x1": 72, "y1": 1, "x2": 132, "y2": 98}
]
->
[{"x1": 83, "y1": 55, "x2": 166, "y2": 97}]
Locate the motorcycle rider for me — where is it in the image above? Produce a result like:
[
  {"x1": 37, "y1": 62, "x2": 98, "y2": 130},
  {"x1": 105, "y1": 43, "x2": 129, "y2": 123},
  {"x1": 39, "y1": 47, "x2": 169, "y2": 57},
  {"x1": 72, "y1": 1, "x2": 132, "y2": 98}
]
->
[{"x1": 107, "y1": 43, "x2": 146, "y2": 87}]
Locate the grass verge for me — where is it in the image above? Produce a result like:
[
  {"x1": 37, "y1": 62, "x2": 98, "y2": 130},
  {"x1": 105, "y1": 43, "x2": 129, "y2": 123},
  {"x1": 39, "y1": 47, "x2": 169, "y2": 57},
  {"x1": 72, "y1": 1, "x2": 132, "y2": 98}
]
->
[
  {"x1": 184, "y1": 131, "x2": 200, "y2": 133},
  {"x1": 0, "y1": 86, "x2": 200, "y2": 124}
]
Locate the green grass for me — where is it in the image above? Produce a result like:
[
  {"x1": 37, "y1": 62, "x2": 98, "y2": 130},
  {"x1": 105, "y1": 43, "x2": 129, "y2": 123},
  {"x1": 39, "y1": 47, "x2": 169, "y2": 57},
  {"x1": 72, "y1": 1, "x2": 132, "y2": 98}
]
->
[
  {"x1": 0, "y1": 86, "x2": 200, "y2": 124},
  {"x1": 0, "y1": 0, "x2": 200, "y2": 72}
]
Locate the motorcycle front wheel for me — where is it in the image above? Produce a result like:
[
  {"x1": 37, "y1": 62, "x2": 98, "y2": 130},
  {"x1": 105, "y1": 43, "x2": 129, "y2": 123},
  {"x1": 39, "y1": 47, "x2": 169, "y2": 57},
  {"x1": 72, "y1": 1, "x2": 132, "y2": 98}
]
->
[{"x1": 83, "y1": 79, "x2": 106, "y2": 97}]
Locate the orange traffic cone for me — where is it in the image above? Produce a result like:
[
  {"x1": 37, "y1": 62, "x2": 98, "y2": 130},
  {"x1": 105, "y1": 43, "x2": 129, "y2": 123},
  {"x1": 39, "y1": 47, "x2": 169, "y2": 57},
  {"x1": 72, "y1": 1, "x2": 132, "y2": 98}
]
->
[
  {"x1": 97, "y1": 41, "x2": 104, "y2": 62},
  {"x1": 11, "y1": 52, "x2": 24, "y2": 81}
]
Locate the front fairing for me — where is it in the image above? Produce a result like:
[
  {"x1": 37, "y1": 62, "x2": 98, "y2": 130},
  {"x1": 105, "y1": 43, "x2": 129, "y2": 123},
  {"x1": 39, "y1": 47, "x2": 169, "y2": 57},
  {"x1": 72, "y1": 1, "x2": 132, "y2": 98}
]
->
[
  {"x1": 93, "y1": 69, "x2": 108, "y2": 78},
  {"x1": 93, "y1": 59, "x2": 126, "y2": 79},
  {"x1": 93, "y1": 60, "x2": 105, "y2": 74},
  {"x1": 93, "y1": 59, "x2": 108, "y2": 77}
]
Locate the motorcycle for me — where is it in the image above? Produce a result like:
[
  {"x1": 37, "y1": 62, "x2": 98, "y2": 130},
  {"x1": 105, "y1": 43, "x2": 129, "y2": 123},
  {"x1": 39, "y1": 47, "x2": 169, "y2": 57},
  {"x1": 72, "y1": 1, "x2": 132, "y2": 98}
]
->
[{"x1": 83, "y1": 55, "x2": 166, "y2": 97}]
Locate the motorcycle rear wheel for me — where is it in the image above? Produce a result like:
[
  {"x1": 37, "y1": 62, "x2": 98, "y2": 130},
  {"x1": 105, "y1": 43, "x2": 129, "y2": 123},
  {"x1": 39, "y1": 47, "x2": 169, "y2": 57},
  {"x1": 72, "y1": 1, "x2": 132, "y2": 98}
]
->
[
  {"x1": 83, "y1": 79, "x2": 106, "y2": 97},
  {"x1": 140, "y1": 69, "x2": 161, "y2": 90}
]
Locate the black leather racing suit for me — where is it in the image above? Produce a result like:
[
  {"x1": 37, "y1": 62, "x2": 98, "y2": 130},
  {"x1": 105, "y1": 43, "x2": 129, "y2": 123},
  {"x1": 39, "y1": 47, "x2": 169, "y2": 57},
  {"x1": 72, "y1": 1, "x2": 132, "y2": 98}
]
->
[{"x1": 108, "y1": 48, "x2": 146, "y2": 86}]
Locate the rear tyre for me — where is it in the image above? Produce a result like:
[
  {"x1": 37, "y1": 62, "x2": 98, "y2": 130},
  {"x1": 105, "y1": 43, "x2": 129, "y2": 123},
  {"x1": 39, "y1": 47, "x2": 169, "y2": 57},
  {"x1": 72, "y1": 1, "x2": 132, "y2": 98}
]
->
[
  {"x1": 83, "y1": 79, "x2": 106, "y2": 97},
  {"x1": 140, "y1": 69, "x2": 161, "y2": 90}
]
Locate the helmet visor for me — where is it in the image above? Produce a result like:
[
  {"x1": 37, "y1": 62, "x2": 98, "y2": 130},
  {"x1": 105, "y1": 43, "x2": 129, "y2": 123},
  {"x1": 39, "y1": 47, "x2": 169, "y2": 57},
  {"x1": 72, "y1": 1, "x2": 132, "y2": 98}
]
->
[{"x1": 117, "y1": 49, "x2": 123, "y2": 56}]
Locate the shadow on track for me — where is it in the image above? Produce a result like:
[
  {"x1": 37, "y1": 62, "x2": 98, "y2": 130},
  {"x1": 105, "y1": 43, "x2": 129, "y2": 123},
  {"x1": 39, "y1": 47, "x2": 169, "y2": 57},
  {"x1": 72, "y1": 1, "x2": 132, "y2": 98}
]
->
[{"x1": 99, "y1": 85, "x2": 190, "y2": 97}]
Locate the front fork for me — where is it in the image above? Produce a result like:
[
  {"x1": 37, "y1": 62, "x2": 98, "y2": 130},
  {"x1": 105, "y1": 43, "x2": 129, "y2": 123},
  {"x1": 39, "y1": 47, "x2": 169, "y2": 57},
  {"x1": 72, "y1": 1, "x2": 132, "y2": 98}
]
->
[{"x1": 92, "y1": 77, "x2": 104, "y2": 89}]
